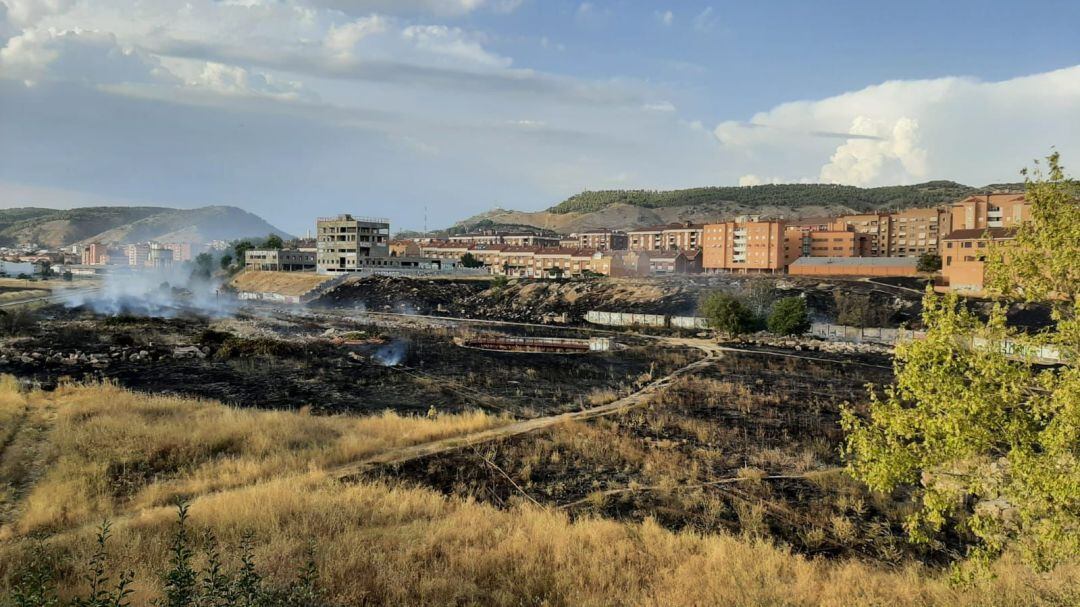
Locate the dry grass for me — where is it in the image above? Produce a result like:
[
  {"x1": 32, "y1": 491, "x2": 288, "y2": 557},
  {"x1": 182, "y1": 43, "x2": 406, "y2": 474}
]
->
[
  {"x1": 229, "y1": 270, "x2": 333, "y2": 297},
  {"x1": 0, "y1": 378, "x2": 509, "y2": 537},
  {"x1": 0, "y1": 376, "x2": 1077, "y2": 606},
  {"x1": 1, "y1": 474, "x2": 1077, "y2": 606}
]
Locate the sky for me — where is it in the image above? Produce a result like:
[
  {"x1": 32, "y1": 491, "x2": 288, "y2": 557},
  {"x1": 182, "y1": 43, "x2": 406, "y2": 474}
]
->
[{"x1": 0, "y1": 0, "x2": 1078, "y2": 235}]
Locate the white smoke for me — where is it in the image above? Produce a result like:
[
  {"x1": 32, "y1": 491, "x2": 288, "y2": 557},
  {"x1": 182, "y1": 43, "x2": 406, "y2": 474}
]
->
[
  {"x1": 372, "y1": 338, "x2": 408, "y2": 366},
  {"x1": 65, "y1": 266, "x2": 236, "y2": 318}
]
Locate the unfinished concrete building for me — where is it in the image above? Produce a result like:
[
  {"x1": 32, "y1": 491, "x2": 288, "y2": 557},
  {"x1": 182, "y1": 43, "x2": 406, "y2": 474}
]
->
[
  {"x1": 245, "y1": 248, "x2": 317, "y2": 271},
  {"x1": 316, "y1": 214, "x2": 391, "y2": 275}
]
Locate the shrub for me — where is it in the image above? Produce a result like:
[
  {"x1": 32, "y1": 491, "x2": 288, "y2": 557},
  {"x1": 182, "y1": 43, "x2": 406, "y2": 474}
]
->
[
  {"x1": 833, "y1": 292, "x2": 889, "y2": 328},
  {"x1": 699, "y1": 292, "x2": 757, "y2": 336},
  {"x1": 459, "y1": 253, "x2": 484, "y2": 268},
  {"x1": 0, "y1": 307, "x2": 38, "y2": 336},
  {"x1": 916, "y1": 253, "x2": 942, "y2": 273},
  {"x1": 767, "y1": 297, "x2": 810, "y2": 336},
  {"x1": 8, "y1": 505, "x2": 331, "y2": 607}
]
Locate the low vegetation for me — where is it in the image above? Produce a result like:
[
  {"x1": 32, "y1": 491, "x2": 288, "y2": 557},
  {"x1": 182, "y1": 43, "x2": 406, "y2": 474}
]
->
[
  {"x1": 844, "y1": 152, "x2": 1079, "y2": 573},
  {"x1": 0, "y1": 379, "x2": 509, "y2": 537},
  {"x1": 0, "y1": 364, "x2": 1076, "y2": 604},
  {"x1": 833, "y1": 291, "x2": 891, "y2": 328}
]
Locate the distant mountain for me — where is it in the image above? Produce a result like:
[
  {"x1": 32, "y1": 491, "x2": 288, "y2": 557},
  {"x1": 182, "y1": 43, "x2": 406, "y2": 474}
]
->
[
  {"x1": 0, "y1": 205, "x2": 291, "y2": 248},
  {"x1": 453, "y1": 181, "x2": 1025, "y2": 234}
]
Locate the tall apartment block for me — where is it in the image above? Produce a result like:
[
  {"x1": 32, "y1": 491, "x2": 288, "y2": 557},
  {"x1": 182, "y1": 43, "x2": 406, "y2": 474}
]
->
[
  {"x1": 831, "y1": 207, "x2": 948, "y2": 256},
  {"x1": 316, "y1": 214, "x2": 390, "y2": 274},
  {"x1": 628, "y1": 222, "x2": 703, "y2": 251},
  {"x1": 949, "y1": 193, "x2": 1030, "y2": 232},
  {"x1": 702, "y1": 218, "x2": 796, "y2": 273}
]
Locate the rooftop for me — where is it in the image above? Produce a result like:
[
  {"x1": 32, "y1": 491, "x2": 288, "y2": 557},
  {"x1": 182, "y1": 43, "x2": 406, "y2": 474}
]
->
[
  {"x1": 789, "y1": 256, "x2": 919, "y2": 268},
  {"x1": 943, "y1": 227, "x2": 1019, "y2": 240}
]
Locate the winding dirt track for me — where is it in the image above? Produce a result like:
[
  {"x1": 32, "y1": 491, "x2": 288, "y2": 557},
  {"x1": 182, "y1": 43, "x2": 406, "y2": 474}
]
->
[{"x1": 331, "y1": 342, "x2": 723, "y2": 479}]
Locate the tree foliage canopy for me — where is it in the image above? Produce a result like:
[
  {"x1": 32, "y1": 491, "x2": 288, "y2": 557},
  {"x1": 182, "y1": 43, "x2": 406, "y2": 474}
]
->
[
  {"x1": 700, "y1": 293, "x2": 756, "y2": 336},
  {"x1": 264, "y1": 234, "x2": 284, "y2": 250},
  {"x1": 547, "y1": 182, "x2": 1009, "y2": 215},
  {"x1": 768, "y1": 297, "x2": 811, "y2": 336},
  {"x1": 842, "y1": 152, "x2": 1080, "y2": 572}
]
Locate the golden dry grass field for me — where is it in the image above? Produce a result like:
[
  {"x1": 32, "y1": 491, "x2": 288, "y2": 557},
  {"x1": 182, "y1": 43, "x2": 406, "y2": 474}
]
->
[{"x1": 0, "y1": 377, "x2": 1076, "y2": 605}]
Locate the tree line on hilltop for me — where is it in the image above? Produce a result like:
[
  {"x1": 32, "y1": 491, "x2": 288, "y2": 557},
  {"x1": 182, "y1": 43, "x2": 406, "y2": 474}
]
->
[{"x1": 547, "y1": 181, "x2": 1024, "y2": 215}]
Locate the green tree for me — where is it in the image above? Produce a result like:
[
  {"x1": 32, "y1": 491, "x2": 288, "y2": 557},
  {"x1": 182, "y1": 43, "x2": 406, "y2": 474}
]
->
[
  {"x1": 767, "y1": 296, "x2": 810, "y2": 335},
  {"x1": 265, "y1": 234, "x2": 284, "y2": 250},
  {"x1": 459, "y1": 252, "x2": 484, "y2": 268},
  {"x1": 842, "y1": 152, "x2": 1080, "y2": 572},
  {"x1": 190, "y1": 252, "x2": 214, "y2": 282},
  {"x1": 219, "y1": 254, "x2": 233, "y2": 271},
  {"x1": 232, "y1": 240, "x2": 255, "y2": 266},
  {"x1": 916, "y1": 253, "x2": 942, "y2": 273},
  {"x1": 700, "y1": 292, "x2": 756, "y2": 336}
]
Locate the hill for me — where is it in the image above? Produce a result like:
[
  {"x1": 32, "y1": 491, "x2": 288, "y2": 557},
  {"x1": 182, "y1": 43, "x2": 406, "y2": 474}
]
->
[
  {"x1": 454, "y1": 181, "x2": 1025, "y2": 234},
  {"x1": 0, "y1": 205, "x2": 291, "y2": 248}
]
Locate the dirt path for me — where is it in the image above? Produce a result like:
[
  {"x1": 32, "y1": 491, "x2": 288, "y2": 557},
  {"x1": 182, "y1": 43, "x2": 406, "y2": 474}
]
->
[{"x1": 331, "y1": 343, "x2": 722, "y2": 478}]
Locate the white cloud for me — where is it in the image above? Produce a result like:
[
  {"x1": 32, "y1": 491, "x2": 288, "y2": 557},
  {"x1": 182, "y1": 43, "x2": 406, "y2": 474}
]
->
[
  {"x1": 401, "y1": 24, "x2": 511, "y2": 68},
  {"x1": 2, "y1": 0, "x2": 76, "y2": 27},
  {"x1": 643, "y1": 101, "x2": 676, "y2": 112},
  {"x1": 693, "y1": 6, "x2": 718, "y2": 32},
  {"x1": 0, "y1": 27, "x2": 171, "y2": 86},
  {"x1": 714, "y1": 66, "x2": 1080, "y2": 186},
  {"x1": 324, "y1": 15, "x2": 388, "y2": 58},
  {"x1": 819, "y1": 116, "x2": 928, "y2": 185},
  {"x1": 656, "y1": 10, "x2": 673, "y2": 27},
  {"x1": 185, "y1": 61, "x2": 307, "y2": 99},
  {"x1": 302, "y1": 0, "x2": 520, "y2": 17}
]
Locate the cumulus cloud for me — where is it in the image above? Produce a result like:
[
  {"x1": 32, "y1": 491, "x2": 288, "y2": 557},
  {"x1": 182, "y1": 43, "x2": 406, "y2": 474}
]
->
[
  {"x1": 714, "y1": 66, "x2": 1080, "y2": 186},
  {"x1": 0, "y1": 27, "x2": 171, "y2": 86},
  {"x1": 819, "y1": 116, "x2": 928, "y2": 185}
]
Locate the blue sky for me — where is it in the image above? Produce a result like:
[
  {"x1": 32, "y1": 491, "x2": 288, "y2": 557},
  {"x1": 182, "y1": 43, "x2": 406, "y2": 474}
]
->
[{"x1": 1, "y1": 0, "x2": 1078, "y2": 235}]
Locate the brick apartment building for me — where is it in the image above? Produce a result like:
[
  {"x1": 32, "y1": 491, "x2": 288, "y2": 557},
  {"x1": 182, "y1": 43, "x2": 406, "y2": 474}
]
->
[
  {"x1": 628, "y1": 222, "x2": 704, "y2": 251},
  {"x1": 949, "y1": 193, "x2": 1030, "y2": 232},
  {"x1": 418, "y1": 242, "x2": 647, "y2": 278},
  {"x1": 829, "y1": 207, "x2": 947, "y2": 257},
  {"x1": 572, "y1": 229, "x2": 629, "y2": 251},
  {"x1": 449, "y1": 231, "x2": 561, "y2": 247},
  {"x1": 81, "y1": 243, "x2": 110, "y2": 265},
  {"x1": 941, "y1": 227, "x2": 1018, "y2": 294},
  {"x1": 701, "y1": 218, "x2": 796, "y2": 273}
]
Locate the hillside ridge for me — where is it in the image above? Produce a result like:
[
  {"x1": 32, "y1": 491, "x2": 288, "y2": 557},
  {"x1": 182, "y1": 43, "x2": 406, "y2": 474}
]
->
[
  {"x1": 0, "y1": 205, "x2": 291, "y2": 248},
  {"x1": 453, "y1": 181, "x2": 1025, "y2": 234}
]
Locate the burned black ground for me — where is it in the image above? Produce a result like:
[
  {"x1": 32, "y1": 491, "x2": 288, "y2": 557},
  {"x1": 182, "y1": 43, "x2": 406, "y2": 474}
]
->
[
  {"x1": 0, "y1": 304, "x2": 697, "y2": 417},
  {"x1": 363, "y1": 350, "x2": 967, "y2": 563}
]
